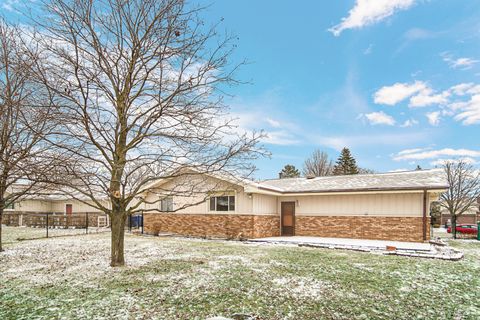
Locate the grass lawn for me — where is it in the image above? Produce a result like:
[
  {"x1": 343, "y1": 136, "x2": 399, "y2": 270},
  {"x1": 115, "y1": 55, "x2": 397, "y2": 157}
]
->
[
  {"x1": 1, "y1": 225, "x2": 109, "y2": 247},
  {"x1": 1, "y1": 226, "x2": 479, "y2": 320}
]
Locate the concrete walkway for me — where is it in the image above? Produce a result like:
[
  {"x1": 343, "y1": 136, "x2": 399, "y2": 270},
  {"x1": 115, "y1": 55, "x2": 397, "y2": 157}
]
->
[
  {"x1": 249, "y1": 236, "x2": 432, "y2": 251},
  {"x1": 248, "y1": 236, "x2": 464, "y2": 260}
]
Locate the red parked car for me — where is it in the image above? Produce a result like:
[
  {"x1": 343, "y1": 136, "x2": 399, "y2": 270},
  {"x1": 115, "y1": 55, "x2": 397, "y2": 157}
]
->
[{"x1": 447, "y1": 224, "x2": 478, "y2": 234}]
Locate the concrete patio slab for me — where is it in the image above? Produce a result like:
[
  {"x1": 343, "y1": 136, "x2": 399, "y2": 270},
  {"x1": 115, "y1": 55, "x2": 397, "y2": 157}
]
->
[
  {"x1": 247, "y1": 236, "x2": 463, "y2": 260},
  {"x1": 249, "y1": 236, "x2": 432, "y2": 251}
]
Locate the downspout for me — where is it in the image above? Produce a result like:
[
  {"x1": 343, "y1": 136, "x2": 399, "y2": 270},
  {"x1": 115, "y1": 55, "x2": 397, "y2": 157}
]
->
[{"x1": 423, "y1": 189, "x2": 427, "y2": 241}]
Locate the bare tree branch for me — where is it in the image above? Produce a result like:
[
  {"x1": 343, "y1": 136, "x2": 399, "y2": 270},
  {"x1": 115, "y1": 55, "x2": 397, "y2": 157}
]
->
[
  {"x1": 30, "y1": 0, "x2": 266, "y2": 266},
  {"x1": 302, "y1": 149, "x2": 333, "y2": 177},
  {"x1": 0, "y1": 19, "x2": 57, "y2": 251},
  {"x1": 439, "y1": 160, "x2": 480, "y2": 239}
]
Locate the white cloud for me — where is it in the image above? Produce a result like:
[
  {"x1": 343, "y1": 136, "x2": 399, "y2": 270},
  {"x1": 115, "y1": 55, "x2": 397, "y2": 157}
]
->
[
  {"x1": 452, "y1": 58, "x2": 479, "y2": 69},
  {"x1": 466, "y1": 85, "x2": 480, "y2": 95},
  {"x1": 400, "y1": 119, "x2": 418, "y2": 127},
  {"x1": 363, "y1": 111, "x2": 396, "y2": 125},
  {"x1": 374, "y1": 81, "x2": 426, "y2": 105},
  {"x1": 397, "y1": 148, "x2": 428, "y2": 156},
  {"x1": 329, "y1": 0, "x2": 416, "y2": 36},
  {"x1": 426, "y1": 111, "x2": 441, "y2": 126},
  {"x1": 453, "y1": 94, "x2": 480, "y2": 125},
  {"x1": 1, "y1": 0, "x2": 18, "y2": 12},
  {"x1": 393, "y1": 148, "x2": 480, "y2": 161},
  {"x1": 2, "y1": 3, "x2": 13, "y2": 11},
  {"x1": 442, "y1": 53, "x2": 479, "y2": 70},
  {"x1": 263, "y1": 131, "x2": 300, "y2": 146},
  {"x1": 430, "y1": 157, "x2": 477, "y2": 167},
  {"x1": 409, "y1": 89, "x2": 449, "y2": 107},
  {"x1": 373, "y1": 80, "x2": 480, "y2": 125},
  {"x1": 449, "y1": 83, "x2": 475, "y2": 96},
  {"x1": 266, "y1": 118, "x2": 281, "y2": 128}
]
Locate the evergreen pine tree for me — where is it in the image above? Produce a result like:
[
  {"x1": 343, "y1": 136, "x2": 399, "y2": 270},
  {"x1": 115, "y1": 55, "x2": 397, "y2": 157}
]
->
[
  {"x1": 279, "y1": 164, "x2": 300, "y2": 178},
  {"x1": 332, "y1": 148, "x2": 359, "y2": 175}
]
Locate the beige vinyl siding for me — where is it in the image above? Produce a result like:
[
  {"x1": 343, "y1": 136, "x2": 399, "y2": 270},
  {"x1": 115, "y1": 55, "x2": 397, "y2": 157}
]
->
[
  {"x1": 13, "y1": 200, "x2": 52, "y2": 212},
  {"x1": 50, "y1": 200, "x2": 106, "y2": 213},
  {"x1": 440, "y1": 207, "x2": 478, "y2": 215},
  {"x1": 6, "y1": 199, "x2": 106, "y2": 213},
  {"x1": 142, "y1": 177, "x2": 214, "y2": 214},
  {"x1": 143, "y1": 175, "x2": 255, "y2": 215},
  {"x1": 252, "y1": 194, "x2": 277, "y2": 215},
  {"x1": 277, "y1": 193, "x2": 427, "y2": 217}
]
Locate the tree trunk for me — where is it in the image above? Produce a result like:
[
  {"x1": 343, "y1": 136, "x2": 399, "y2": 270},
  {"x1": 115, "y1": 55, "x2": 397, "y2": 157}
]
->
[
  {"x1": 0, "y1": 199, "x2": 3, "y2": 252},
  {"x1": 0, "y1": 210, "x2": 3, "y2": 252},
  {"x1": 452, "y1": 215, "x2": 457, "y2": 240},
  {"x1": 110, "y1": 212, "x2": 126, "y2": 267}
]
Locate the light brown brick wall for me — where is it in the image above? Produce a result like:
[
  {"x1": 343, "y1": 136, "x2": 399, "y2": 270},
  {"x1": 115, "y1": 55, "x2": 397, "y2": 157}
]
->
[
  {"x1": 295, "y1": 216, "x2": 429, "y2": 242},
  {"x1": 144, "y1": 213, "x2": 428, "y2": 242},
  {"x1": 144, "y1": 213, "x2": 280, "y2": 239}
]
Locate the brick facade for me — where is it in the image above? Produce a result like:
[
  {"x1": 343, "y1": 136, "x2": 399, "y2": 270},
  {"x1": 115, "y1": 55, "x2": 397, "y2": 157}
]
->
[
  {"x1": 295, "y1": 216, "x2": 429, "y2": 242},
  {"x1": 143, "y1": 213, "x2": 429, "y2": 242},
  {"x1": 144, "y1": 213, "x2": 280, "y2": 239}
]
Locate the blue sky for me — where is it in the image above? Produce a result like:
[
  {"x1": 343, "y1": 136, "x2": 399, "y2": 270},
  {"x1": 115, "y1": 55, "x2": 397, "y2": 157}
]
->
[
  {"x1": 2, "y1": 0, "x2": 480, "y2": 179},
  {"x1": 199, "y1": 0, "x2": 480, "y2": 179}
]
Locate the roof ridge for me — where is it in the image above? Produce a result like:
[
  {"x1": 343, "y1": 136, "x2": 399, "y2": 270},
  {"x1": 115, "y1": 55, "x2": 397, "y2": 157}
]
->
[{"x1": 260, "y1": 168, "x2": 443, "y2": 182}]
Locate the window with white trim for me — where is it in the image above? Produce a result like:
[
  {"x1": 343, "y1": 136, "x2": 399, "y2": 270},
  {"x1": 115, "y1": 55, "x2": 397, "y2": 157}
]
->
[
  {"x1": 160, "y1": 197, "x2": 173, "y2": 212},
  {"x1": 209, "y1": 196, "x2": 235, "y2": 212},
  {"x1": 5, "y1": 202, "x2": 14, "y2": 210}
]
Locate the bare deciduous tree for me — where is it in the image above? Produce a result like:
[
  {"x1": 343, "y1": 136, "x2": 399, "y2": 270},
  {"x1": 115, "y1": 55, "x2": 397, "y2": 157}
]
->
[
  {"x1": 0, "y1": 20, "x2": 56, "y2": 251},
  {"x1": 32, "y1": 0, "x2": 264, "y2": 266},
  {"x1": 302, "y1": 149, "x2": 333, "y2": 177},
  {"x1": 439, "y1": 160, "x2": 480, "y2": 239},
  {"x1": 358, "y1": 167, "x2": 375, "y2": 174}
]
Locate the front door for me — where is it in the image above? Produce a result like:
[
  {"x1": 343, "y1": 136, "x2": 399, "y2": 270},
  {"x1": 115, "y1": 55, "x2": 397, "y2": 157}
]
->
[
  {"x1": 281, "y1": 202, "x2": 295, "y2": 236},
  {"x1": 65, "y1": 204, "x2": 73, "y2": 215}
]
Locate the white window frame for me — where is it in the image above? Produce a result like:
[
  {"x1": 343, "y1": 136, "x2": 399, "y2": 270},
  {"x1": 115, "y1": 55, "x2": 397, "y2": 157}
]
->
[
  {"x1": 160, "y1": 197, "x2": 174, "y2": 212},
  {"x1": 4, "y1": 201, "x2": 15, "y2": 211},
  {"x1": 208, "y1": 194, "x2": 236, "y2": 212}
]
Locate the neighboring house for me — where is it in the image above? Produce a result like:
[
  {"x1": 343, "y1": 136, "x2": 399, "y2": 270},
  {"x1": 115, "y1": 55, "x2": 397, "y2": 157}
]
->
[
  {"x1": 4, "y1": 193, "x2": 108, "y2": 215},
  {"x1": 3, "y1": 189, "x2": 109, "y2": 227},
  {"x1": 439, "y1": 200, "x2": 480, "y2": 226},
  {"x1": 142, "y1": 169, "x2": 448, "y2": 242}
]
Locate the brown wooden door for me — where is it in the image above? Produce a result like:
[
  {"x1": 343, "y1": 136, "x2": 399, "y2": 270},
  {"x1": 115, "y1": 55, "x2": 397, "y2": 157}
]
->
[
  {"x1": 281, "y1": 202, "x2": 295, "y2": 236},
  {"x1": 65, "y1": 204, "x2": 73, "y2": 215}
]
